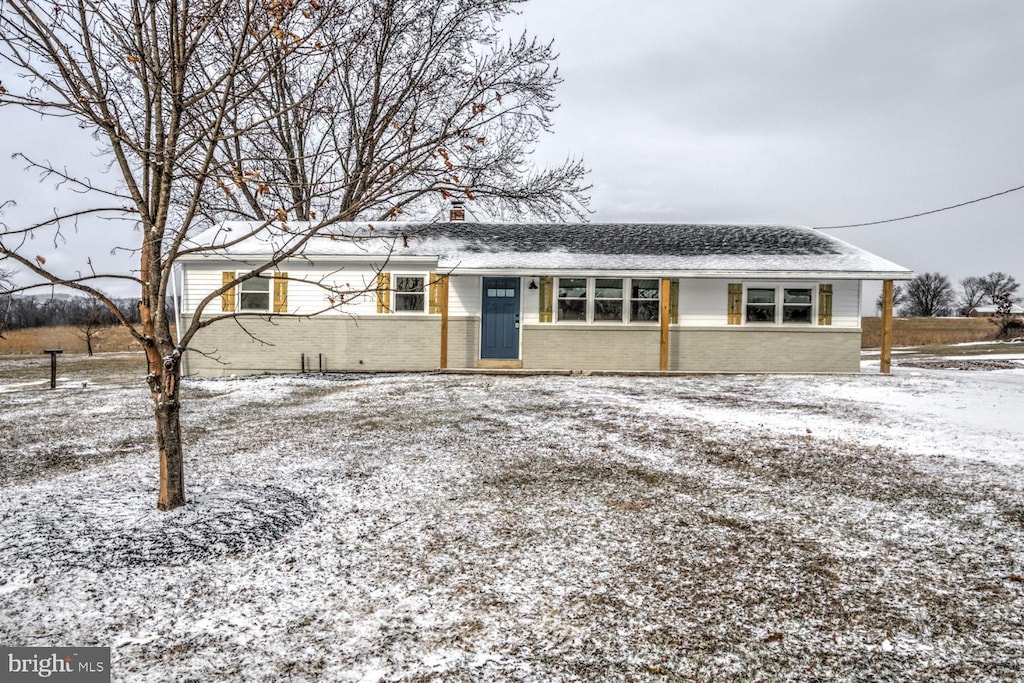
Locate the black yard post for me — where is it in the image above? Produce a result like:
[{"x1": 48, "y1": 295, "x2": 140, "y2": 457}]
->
[{"x1": 42, "y1": 349, "x2": 63, "y2": 389}]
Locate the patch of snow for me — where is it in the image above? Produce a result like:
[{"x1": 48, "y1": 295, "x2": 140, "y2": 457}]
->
[{"x1": 1, "y1": 360, "x2": 1022, "y2": 680}]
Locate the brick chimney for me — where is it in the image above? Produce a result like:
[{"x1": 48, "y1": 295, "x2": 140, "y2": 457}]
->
[{"x1": 449, "y1": 200, "x2": 465, "y2": 222}]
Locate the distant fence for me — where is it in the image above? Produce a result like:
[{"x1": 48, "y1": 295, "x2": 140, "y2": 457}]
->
[{"x1": 861, "y1": 317, "x2": 996, "y2": 348}]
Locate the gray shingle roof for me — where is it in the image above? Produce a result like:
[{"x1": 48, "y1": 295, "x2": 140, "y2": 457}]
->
[
  {"x1": 189, "y1": 221, "x2": 913, "y2": 278},
  {"x1": 392, "y1": 222, "x2": 843, "y2": 256}
]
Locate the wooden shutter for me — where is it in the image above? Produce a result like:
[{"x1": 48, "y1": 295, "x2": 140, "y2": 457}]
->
[
  {"x1": 669, "y1": 280, "x2": 679, "y2": 324},
  {"x1": 273, "y1": 272, "x2": 288, "y2": 313},
  {"x1": 376, "y1": 272, "x2": 391, "y2": 313},
  {"x1": 727, "y1": 283, "x2": 742, "y2": 325},
  {"x1": 538, "y1": 276, "x2": 553, "y2": 323},
  {"x1": 428, "y1": 273, "x2": 445, "y2": 314},
  {"x1": 818, "y1": 284, "x2": 833, "y2": 326},
  {"x1": 221, "y1": 272, "x2": 236, "y2": 313}
]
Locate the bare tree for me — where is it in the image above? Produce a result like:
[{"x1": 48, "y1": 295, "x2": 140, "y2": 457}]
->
[
  {"x1": 76, "y1": 302, "x2": 117, "y2": 356},
  {"x1": 1, "y1": 0, "x2": 587, "y2": 510},
  {"x1": 899, "y1": 272, "x2": 954, "y2": 317},
  {"x1": 990, "y1": 294, "x2": 1024, "y2": 340},
  {"x1": 203, "y1": 0, "x2": 589, "y2": 223},
  {"x1": 0, "y1": 265, "x2": 13, "y2": 339},
  {"x1": 958, "y1": 275, "x2": 987, "y2": 316},
  {"x1": 978, "y1": 271, "x2": 1020, "y2": 305},
  {"x1": 875, "y1": 283, "x2": 906, "y2": 316}
]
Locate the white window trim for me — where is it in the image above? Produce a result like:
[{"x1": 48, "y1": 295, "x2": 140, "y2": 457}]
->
[
  {"x1": 238, "y1": 274, "x2": 271, "y2": 312},
  {"x1": 554, "y1": 277, "x2": 660, "y2": 324},
  {"x1": 392, "y1": 273, "x2": 428, "y2": 313},
  {"x1": 742, "y1": 284, "x2": 817, "y2": 325}
]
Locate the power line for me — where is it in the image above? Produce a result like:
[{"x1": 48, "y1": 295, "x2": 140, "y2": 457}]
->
[{"x1": 814, "y1": 182, "x2": 1024, "y2": 230}]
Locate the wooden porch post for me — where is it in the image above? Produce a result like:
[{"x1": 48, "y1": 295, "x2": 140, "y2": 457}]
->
[
  {"x1": 660, "y1": 278, "x2": 670, "y2": 372},
  {"x1": 439, "y1": 276, "x2": 450, "y2": 369},
  {"x1": 880, "y1": 279, "x2": 894, "y2": 375}
]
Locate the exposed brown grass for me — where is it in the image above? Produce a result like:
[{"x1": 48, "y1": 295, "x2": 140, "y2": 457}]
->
[
  {"x1": 0, "y1": 325, "x2": 171, "y2": 355},
  {"x1": 861, "y1": 317, "x2": 996, "y2": 348}
]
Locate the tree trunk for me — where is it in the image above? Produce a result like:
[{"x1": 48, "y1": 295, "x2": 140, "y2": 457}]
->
[
  {"x1": 85, "y1": 332, "x2": 94, "y2": 357},
  {"x1": 150, "y1": 350, "x2": 186, "y2": 510}
]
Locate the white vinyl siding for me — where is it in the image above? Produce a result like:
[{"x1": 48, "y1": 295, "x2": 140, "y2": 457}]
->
[
  {"x1": 183, "y1": 266, "x2": 863, "y2": 328},
  {"x1": 448, "y1": 275, "x2": 481, "y2": 317},
  {"x1": 676, "y1": 279, "x2": 861, "y2": 328}
]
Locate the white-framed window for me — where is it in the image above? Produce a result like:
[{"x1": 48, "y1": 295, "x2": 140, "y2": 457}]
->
[
  {"x1": 782, "y1": 288, "x2": 813, "y2": 323},
  {"x1": 557, "y1": 277, "x2": 588, "y2": 321},
  {"x1": 630, "y1": 279, "x2": 660, "y2": 322},
  {"x1": 744, "y1": 285, "x2": 815, "y2": 324},
  {"x1": 239, "y1": 277, "x2": 271, "y2": 311},
  {"x1": 555, "y1": 277, "x2": 658, "y2": 323},
  {"x1": 745, "y1": 287, "x2": 776, "y2": 323},
  {"x1": 593, "y1": 278, "x2": 624, "y2": 321},
  {"x1": 393, "y1": 274, "x2": 426, "y2": 312}
]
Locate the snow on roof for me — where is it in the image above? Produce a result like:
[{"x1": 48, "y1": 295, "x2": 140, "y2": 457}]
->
[{"x1": 184, "y1": 221, "x2": 913, "y2": 278}]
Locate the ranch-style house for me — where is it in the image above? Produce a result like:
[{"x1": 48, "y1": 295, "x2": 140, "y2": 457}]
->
[{"x1": 174, "y1": 213, "x2": 912, "y2": 376}]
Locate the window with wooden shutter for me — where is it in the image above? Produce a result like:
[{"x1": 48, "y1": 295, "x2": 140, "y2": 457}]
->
[
  {"x1": 818, "y1": 284, "x2": 833, "y2": 325},
  {"x1": 538, "y1": 276, "x2": 553, "y2": 323},
  {"x1": 273, "y1": 272, "x2": 288, "y2": 313},
  {"x1": 727, "y1": 283, "x2": 742, "y2": 324},
  {"x1": 376, "y1": 272, "x2": 391, "y2": 313},
  {"x1": 669, "y1": 280, "x2": 679, "y2": 324},
  {"x1": 221, "y1": 272, "x2": 236, "y2": 313}
]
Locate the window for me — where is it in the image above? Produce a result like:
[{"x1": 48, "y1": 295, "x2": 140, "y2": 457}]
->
[
  {"x1": 745, "y1": 288, "x2": 776, "y2": 323},
  {"x1": 743, "y1": 285, "x2": 816, "y2": 324},
  {"x1": 557, "y1": 277, "x2": 587, "y2": 321},
  {"x1": 783, "y1": 288, "x2": 813, "y2": 324},
  {"x1": 486, "y1": 280, "x2": 517, "y2": 298},
  {"x1": 394, "y1": 275, "x2": 425, "y2": 312},
  {"x1": 593, "y1": 278, "x2": 624, "y2": 321},
  {"x1": 239, "y1": 277, "x2": 270, "y2": 311},
  {"x1": 554, "y1": 277, "x2": 659, "y2": 323},
  {"x1": 630, "y1": 279, "x2": 660, "y2": 322}
]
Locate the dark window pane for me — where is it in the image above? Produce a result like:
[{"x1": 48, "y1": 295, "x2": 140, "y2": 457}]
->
[
  {"x1": 747, "y1": 288, "x2": 775, "y2": 304},
  {"x1": 240, "y1": 292, "x2": 269, "y2": 311},
  {"x1": 395, "y1": 293, "x2": 424, "y2": 311},
  {"x1": 594, "y1": 300, "x2": 624, "y2": 321},
  {"x1": 631, "y1": 300, "x2": 659, "y2": 322},
  {"x1": 396, "y1": 276, "x2": 424, "y2": 293},
  {"x1": 746, "y1": 304, "x2": 775, "y2": 322},
  {"x1": 558, "y1": 298, "x2": 587, "y2": 321},
  {"x1": 783, "y1": 305, "x2": 812, "y2": 323}
]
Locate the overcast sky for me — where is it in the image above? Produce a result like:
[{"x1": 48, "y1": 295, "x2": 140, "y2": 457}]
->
[
  {"x1": 3, "y1": 0, "x2": 1023, "y2": 304},
  {"x1": 508, "y1": 0, "x2": 1024, "y2": 297}
]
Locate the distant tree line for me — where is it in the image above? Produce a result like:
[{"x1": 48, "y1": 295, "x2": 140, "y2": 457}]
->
[
  {"x1": 1, "y1": 291, "x2": 173, "y2": 337},
  {"x1": 880, "y1": 271, "x2": 1021, "y2": 318}
]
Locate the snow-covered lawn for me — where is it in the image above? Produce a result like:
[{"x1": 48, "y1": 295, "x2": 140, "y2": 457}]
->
[{"x1": 1, "y1": 354, "x2": 1023, "y2": 681}]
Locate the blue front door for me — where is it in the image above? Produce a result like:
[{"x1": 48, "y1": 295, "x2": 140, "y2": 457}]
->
[{"x1": 481, "y1": 277, "x2": 521, "y2": 359}]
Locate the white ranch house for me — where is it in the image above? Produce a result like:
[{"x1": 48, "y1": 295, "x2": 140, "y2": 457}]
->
[{"x1": 175, "y1": 219, "x2": 912, "y2": 376}]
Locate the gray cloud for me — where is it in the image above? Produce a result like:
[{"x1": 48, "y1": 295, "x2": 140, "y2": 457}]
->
[
  {"x1": 3, "y1": 0, "x2": 1023, "y2": 300},
  {"x1": 512, "y1": 0, "x2": 1024, "y2": 288}
]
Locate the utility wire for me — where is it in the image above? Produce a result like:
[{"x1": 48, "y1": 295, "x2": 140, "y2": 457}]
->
[{"x1": 814, "y1": 182, "x2": 1024, "y2": 229}]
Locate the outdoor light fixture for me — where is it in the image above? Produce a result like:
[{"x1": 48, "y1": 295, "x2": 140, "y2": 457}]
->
[{"x1": 528, "y1": 278, "x2": 538, "y2": 290}]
